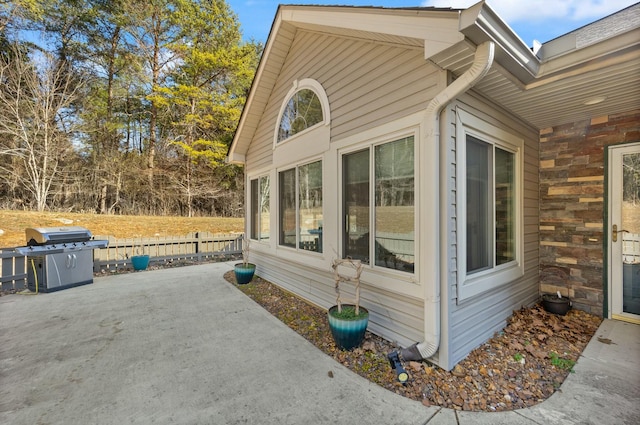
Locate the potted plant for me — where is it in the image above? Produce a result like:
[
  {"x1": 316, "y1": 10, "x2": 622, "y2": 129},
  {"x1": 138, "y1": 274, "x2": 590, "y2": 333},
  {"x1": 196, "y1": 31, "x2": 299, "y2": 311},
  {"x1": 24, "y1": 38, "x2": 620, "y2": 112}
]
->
[
  {"x1": 328, "y1": 258, "x2": 369, "y2": 350},
  {"x1": 541, "y1": 291, "x2": 572, "y2": 315},
  {"x1": 130, "y1": 240, "x2": 150, "y2": 271},
  {"x1": 234, "y1": 236, "x2": 255, "y2": 284}
]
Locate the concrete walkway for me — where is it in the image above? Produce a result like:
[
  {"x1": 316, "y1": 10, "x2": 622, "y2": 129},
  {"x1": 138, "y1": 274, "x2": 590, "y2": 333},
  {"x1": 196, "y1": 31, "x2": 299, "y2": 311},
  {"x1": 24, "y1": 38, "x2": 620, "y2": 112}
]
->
[{"x1": 0, "y1": 262, "x2": 638, "y2": 424}]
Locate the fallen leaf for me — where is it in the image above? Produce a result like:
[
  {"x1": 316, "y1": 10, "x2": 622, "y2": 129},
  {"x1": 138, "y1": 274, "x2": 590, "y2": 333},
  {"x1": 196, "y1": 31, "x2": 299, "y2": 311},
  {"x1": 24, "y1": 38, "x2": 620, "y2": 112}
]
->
[
  {"x1": 452, "y1": 364, "x2": 466, "y2": 377},
  {"x1": 510, "y1": 341, "x2": 524, "y2": 350},
  {"x1": 362, "y1": 340, "x2": 376, "y2": 351},
  {"x1": 409, "y1": 361, "x2": 423, "y2": 372},
  {"x1": 224, "y1": 271, "x2": 602, "y2": 413}
]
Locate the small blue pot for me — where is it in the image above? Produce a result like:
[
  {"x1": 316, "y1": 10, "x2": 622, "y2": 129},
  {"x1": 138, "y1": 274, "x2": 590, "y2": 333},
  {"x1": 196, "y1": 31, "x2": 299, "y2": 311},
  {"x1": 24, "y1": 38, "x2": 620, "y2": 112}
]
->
[
  {"x1": 234, "y1": 263, "x2": 256, "y2": 284},
  {"x1": 131, "y1": 255, "x2": 150, "y2": 271},
  {"x1": 328, "y1": 305, "x2": 369, "y2": 350}
]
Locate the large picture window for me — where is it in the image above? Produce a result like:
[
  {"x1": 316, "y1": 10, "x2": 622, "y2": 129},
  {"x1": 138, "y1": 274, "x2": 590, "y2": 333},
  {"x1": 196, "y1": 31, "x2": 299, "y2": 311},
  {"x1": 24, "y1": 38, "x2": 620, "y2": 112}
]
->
[
  {"x1": 250, "y1": 175, "x2": 270, "y2": 241},
  {"x1": 279, "y1": 160, "x2": 323, "y2": 253},
  {"x1": 342, "y1": 136, "x2": 415, "y2": 273}
]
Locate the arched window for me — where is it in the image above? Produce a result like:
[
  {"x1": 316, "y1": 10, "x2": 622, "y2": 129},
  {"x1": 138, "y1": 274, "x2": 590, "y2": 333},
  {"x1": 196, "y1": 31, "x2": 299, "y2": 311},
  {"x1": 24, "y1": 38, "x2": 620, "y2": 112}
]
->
[{"x1": 275, "y1": 79, "x2": 330, "y2": 144}]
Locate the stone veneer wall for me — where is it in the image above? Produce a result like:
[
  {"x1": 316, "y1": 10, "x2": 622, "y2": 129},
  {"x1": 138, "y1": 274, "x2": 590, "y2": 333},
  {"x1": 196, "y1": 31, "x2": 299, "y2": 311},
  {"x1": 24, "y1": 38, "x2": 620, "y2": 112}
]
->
[{"x1": 539, "y1": 109, "x2": 640, "y2": 316}]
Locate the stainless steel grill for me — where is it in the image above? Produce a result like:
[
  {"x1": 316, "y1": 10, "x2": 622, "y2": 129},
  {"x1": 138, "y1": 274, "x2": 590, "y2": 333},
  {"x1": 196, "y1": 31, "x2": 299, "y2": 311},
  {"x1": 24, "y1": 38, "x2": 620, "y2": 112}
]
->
[{"x1": 15, "y1": 226, "x2": 108, "y2": 292}]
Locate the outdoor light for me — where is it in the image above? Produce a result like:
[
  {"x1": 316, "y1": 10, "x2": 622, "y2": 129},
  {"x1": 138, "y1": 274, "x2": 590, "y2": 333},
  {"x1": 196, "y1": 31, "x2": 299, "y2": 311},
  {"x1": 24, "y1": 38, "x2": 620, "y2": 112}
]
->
[
  {"x1": 584, "y1": 96, "x2": 606, "y2": 105},
  {"x1": 387, "y1": 351, "x2": 409, "y2": 384}
]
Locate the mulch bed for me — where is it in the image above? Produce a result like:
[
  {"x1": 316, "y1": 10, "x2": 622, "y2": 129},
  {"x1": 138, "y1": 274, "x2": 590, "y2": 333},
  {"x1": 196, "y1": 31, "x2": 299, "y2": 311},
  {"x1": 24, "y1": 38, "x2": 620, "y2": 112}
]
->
[{"x1": 225, "y1": 271, "x2": 602, "y2": 412}]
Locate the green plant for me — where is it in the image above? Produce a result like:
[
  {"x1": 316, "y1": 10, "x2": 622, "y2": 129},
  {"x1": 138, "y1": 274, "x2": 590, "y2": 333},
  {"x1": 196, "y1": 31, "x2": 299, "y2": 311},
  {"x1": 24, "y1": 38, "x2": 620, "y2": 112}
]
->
[
  {"x1": 549, "y1": 352, "x2": 576, "y2": 372},
  {"x1": 330, "y1": 305, "x2": 368, "y2": 320},
  {"x1": 513, "y1": 353, "x2": 524, "y2": 362}
]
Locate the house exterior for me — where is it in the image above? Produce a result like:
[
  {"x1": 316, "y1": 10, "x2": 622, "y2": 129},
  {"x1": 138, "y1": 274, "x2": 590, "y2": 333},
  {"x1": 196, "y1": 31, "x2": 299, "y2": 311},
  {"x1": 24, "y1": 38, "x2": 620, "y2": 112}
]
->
[{"x1": 228, "y1": 1, "x2": 640, "y2": 370}]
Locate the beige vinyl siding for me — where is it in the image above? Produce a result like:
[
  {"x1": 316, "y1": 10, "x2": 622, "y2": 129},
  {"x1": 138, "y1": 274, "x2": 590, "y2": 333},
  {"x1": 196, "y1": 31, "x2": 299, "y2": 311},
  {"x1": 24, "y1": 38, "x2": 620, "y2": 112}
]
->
[
  {"x1": 443, "y1": 93, "x2": 540, "y2": 370},
  {"x1": 251, "y1": 250, "x2": 425, "y2": 348},
  {"x1": 246, "y1": 30, "x2": 441, "y2": 170},
  {"x1": 244, "y1": 29, "x2": 442, "y2": 351},
  {"x1": 328, "y1": 46, "x2": 440, "y2": 141}
]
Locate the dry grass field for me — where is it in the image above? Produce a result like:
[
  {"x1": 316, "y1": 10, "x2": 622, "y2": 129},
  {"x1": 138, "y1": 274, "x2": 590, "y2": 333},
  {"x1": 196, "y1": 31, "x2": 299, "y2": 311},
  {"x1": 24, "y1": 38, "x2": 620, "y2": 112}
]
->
[
  {"x1": 0, "y1": 204, "x2": 637, "y2": 249},
  {"x1": 0, "y1": 210, "x2": 244, "y2": 248}
]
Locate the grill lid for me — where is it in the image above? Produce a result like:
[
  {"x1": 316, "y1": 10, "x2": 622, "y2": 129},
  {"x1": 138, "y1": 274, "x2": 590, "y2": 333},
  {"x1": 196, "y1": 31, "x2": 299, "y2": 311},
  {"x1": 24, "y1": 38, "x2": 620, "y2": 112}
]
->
[
  {"x1": 17, "y1": 226, "x2": 107, "y2": 255},
  {"x1": 15, "y1": 239, "x2": 108, "y2": 255},
  {"x1": 26, "y1": 226, "x2": 93, "y2": 246}
]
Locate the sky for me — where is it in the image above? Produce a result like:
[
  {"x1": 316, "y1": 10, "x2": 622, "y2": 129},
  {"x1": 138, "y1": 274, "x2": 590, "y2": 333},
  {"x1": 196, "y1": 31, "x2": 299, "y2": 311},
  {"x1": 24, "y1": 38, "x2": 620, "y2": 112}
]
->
[{"x1": 226, "y1": 0, "x2": 638, "y2": 47}]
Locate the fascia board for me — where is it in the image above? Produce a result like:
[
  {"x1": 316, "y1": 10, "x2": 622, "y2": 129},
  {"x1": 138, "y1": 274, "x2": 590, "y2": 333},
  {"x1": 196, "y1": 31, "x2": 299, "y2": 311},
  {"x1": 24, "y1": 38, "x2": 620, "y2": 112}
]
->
[
  {"x1": 226, "y1": 152, "x2": 246, "y2": 165},
  {"x1": 459, "y1": 1, "x2": 540, "y2": 84},
  {"x1": 281, "y1": 6, "x2": 461, "y2": 43},
  {"x1": 536, "y1": 28, "x2": 640, "y2": 78},
  {"x1": 456, "y1": 2, "x2": 638, "y2": 88},
  {"x1": 227, "y1": 8, "x2": 285, "y2": 163}
]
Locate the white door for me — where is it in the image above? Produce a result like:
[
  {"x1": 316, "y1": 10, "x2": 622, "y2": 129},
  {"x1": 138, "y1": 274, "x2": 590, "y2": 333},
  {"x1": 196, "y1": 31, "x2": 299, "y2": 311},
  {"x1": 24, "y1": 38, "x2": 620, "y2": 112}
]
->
[{"x1": 608, "y1": 142, "x2": 640, "y2": 323}]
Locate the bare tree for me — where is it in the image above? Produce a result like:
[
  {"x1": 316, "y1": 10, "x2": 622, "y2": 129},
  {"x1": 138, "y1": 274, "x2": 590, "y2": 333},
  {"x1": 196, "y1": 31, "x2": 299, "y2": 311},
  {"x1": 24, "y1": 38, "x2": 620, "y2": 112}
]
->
[{"x1": 0, "y1": 47, "x2": 83, "y2": 211}]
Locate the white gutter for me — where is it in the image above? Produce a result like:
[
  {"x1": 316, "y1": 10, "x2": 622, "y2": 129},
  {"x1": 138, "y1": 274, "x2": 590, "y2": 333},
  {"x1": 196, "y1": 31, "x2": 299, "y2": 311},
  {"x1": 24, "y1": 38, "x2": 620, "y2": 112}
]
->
[{"x1": 399, "y1": 41, "x2": 495, "y2": 362}]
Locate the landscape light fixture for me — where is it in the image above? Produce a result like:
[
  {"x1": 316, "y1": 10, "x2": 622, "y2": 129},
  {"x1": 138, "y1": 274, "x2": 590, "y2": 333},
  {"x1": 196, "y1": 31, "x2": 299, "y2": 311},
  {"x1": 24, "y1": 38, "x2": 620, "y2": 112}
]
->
[{"x1": 387, "y1": 351, "x2": 408, "y2": 384}]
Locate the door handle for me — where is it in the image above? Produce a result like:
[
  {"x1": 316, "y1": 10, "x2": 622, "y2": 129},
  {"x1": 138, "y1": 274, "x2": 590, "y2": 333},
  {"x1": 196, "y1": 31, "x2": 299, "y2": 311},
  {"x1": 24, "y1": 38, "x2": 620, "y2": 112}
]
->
[{"x1": 612, "y1": 224, "x2": 630, "y2": 242}]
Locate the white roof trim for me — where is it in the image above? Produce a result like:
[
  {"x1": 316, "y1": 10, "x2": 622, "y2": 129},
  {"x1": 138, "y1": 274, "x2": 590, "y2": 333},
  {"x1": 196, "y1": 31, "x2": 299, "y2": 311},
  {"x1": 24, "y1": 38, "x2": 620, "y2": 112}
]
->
[
  {"x1": 280, "y1": 6, "x2": 461, "y2": 41},
  {"x1": 227, "y1": 9, "x2": 285, "y2": 165}
]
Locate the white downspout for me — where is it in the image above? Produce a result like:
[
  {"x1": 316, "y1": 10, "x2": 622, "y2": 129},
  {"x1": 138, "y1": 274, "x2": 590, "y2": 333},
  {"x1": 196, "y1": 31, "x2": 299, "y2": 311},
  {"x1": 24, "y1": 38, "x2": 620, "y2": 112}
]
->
[{"x1": 399, "y1": 41, "x2": 495, "y2": 362}]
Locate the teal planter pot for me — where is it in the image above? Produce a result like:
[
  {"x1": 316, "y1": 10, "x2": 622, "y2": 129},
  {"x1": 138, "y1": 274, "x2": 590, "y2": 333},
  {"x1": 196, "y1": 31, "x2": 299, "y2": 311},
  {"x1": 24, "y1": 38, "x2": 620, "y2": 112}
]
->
[
  {"x1": 234, "y1": 263, "x2": 256, "y2": 284},
  {"x1": 131, "y1": 255, "x2": 150, "y2": 271},
  {"x1": 328, "y1": 305, "x2": 369, "y2": 350}
]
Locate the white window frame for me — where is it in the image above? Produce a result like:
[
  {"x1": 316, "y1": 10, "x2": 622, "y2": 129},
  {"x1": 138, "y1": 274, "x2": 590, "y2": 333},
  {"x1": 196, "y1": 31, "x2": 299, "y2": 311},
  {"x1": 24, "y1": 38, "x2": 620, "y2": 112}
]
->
[
  {"x1": 339, "y1": 131, "x2": 418, "y2": 276},
  {"x1": 329, "y1": 112, "x2": 424, "y2": 298},
  {"x1": 456, "y1": 108, "x2": 524, "y2": 301},
  {"x1": 277, "y1": 158, "x2": 324, "y2": 255},
  {"x1": 273, "y1": 79, "x2": 330, "y2": 168}
]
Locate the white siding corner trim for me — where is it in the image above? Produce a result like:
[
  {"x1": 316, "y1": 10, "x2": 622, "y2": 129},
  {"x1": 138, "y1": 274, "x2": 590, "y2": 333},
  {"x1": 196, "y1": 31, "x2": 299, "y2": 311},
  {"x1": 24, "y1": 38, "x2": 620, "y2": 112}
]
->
[{"x1": 454, "y1": 107, "x2": 525, "y2": 301}]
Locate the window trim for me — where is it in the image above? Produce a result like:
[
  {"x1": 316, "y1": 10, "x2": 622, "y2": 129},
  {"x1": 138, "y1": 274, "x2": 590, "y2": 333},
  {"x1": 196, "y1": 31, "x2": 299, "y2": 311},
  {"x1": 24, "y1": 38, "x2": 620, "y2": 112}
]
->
[
  {"x1": 455, "y1": 108, "x2": 524, "y2": 301},
  {"x1": 273, "y1": 78, "x2": 330, "y2": 148}
]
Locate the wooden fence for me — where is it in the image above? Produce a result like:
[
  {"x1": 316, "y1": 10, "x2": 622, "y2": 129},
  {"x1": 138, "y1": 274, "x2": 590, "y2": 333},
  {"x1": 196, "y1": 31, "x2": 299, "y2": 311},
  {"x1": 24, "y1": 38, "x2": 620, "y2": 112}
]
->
[
  {"x1": 0, "y1": 232, "x2": 243, "y2": 292},
  {"x1": 2, "y1": 231, "x2": 638, "y2": 293},
  {"x1": 1, "y1": 249, "x2": 27, "y2": 292}
]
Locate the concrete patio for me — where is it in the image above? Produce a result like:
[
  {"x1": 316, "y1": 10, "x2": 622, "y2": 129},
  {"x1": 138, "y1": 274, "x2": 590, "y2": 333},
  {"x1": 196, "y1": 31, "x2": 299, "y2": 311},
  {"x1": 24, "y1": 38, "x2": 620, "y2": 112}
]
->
[{"x1": 1, "y1": 262, "x2": 638, "y2": 424}]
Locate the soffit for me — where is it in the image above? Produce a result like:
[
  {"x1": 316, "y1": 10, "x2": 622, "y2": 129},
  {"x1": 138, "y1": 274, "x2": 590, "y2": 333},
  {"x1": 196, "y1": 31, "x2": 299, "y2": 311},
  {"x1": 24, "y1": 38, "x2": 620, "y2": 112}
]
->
[
  {"x1": 430, "y1": 33, "x2": 640, "y2": 129},
  {"x1": 477, "y1": 50, "x2": 640, "y2": 129},
  {"x1": 280, "y1": 23, "x2": 425, "y2": 49}
]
